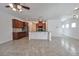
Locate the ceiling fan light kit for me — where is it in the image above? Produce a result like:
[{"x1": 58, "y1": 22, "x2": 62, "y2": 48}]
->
[
  {"x1": 73, "y1": 14, "x2": 79, "y2": 19},
  {"x1": 73, "y1": 7, "x2": 79, "y2": 19},
  {"x1": 9, "y1": 3, "x2": 13, "y2": 8},
  {"x1": 12, "y1": 8, "x2": 17, "y2": 11},
  {"x1": 6, "y1": 3, "x2": 30, "y2": 12},
  {"x1": 10, "y1": 3, "x2": 23, "y2": 12}
]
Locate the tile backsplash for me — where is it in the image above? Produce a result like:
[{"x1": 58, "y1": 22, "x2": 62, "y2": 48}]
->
[{"x1": 13, "y1": 28, "x2": 22, "y2": 32}]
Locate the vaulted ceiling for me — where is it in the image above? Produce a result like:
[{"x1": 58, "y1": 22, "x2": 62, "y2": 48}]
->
[{"x1": 0, "y1": 3, "x2": 79, "y2": 20}]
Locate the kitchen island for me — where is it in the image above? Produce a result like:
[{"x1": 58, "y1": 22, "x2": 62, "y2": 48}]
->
[{"x1": 29, "y1": 32, "x2": 51, "y2": 41}]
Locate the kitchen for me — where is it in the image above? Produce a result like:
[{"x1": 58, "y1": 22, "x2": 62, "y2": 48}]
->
[{"x1": 12, "y1": 19, "x2": 51, "y2": 40}]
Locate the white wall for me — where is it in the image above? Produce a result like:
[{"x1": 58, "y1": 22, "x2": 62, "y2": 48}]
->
[
  {"x1": 62, "y1": 18, "x2": 79, "y2": 39},
  {"x1": 48, "y1": 20, "x2": 63, "y2": 37},
  {"x1": 0, "y1": 11, "x2": 20, "y2": 44}
]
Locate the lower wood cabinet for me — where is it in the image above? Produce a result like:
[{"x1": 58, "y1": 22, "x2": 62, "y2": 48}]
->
[{"x1": 13, "y1": 32, "x2": 26, "y2": 40}]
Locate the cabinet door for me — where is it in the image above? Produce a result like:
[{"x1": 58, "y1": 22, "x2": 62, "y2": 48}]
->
[
  {"x1": 16, "y1": 20, "x2": 20, "y2": 28},
  {"x1": 13, "y1": 19, "x2": 23, "y2": 28},
  {"x1": 13, "y1": 32, "x2": 18, "y2": 40},
  {"x1": 16, "y1": 21, "x2": 23, "y2": 28},
  {"x1": 12, "y1": 19, "x2": 16, "y2": 28}
]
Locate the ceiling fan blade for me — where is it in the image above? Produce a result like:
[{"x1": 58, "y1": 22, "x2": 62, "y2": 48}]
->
[
  {"x1": 21, "y1": 5, "x2": 30, "y2": 10},
  {"x1": 5, "y1": 5, "x2": 10, "y2": 8}
]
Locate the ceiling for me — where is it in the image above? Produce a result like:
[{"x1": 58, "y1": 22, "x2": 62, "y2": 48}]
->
[{"x1": 0, "y1": 3, "x2": 79, "y2": 21}]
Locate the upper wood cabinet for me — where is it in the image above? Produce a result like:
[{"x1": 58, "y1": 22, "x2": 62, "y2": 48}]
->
[
  {"x1": 36, "y1": 21, "x2": 46, "y2": 31},
  {"x1": 12, "y1": 19, "x2": 24, "y2": 28}
]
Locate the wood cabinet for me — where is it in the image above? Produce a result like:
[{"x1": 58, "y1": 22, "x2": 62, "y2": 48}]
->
[
  {"x1": 36, "y1": 21, "x2": 46, "y2": 31},
  {"x1": 12, "y1": 19, "x2": 24, "y2": 28},
  {"x1": 12, "y1": 19, "x2": 29, "y2": 40},
  {"x1": 43, "y1": 23, "x2": 46, "y2": 30},
  {"x1": 13, "y1": 32, "x2": 26, "y2": 40}
]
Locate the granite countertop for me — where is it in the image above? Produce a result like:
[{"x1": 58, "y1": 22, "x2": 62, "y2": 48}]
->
[{"x1": 29, "y1": 31, "x2": 49, "y2": 32}]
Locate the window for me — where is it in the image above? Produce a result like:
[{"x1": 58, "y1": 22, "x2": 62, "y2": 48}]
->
[
  {"x1": 62, "y1": 25, "x2": 64, "y2": 28},
  {"x1": 71, "y1": 23, "x2": 76, "y2": 28},
  {"x1": 66, "y1": 24, "x2": 69, "y2": 28}
]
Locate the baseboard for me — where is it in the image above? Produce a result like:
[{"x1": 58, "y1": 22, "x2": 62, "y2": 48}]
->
[
  {"x1": 63, "y1": 34, "x2": 79, "y2": 40},
  {"x1": 0, "y1": 39, "x2": 12, "y2": 44}
]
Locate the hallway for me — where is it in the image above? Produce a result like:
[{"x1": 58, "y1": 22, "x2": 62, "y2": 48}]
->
[{"x1": 0, "y1": 36, "x2": 79, "y2": 56}]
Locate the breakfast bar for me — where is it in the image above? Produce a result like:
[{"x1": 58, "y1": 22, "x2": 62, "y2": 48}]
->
[{"x1": 29, "y1": 32, "x2": 49, "y2": 40}]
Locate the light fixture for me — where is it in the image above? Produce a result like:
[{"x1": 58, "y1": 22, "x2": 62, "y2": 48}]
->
[
  {"x1": 74, "y1": 7, "x2": 79, "y2": 10},
  {"x1": 73, "y1": 7, "x2": 79, "y2": 19},
  {"x1": 19, "y1": 9, "x2": 22, "y2": 12},
  {"x1": 9, "y1": 3, "x2": 23, "y2": 12},
  {"x1": 9, "y1": 3, "x2": 13, "y2": 8},
  {"x1": 12, "y1": 8, "x2": 17, "y2": 11},
  {"x1": 73, "y1": 14, "x2": 78, "y2": 19},
  {"x1": 6, "y1": 3, "x2": 30, "y2": 12},
  {"x1": 17, "y1": 5, "x2": 22, "y2": 9}
]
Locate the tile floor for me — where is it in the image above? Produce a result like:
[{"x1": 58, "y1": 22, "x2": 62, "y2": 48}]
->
[{"x1": 0, "y1": 36, "x2": 79, "y2": 56}]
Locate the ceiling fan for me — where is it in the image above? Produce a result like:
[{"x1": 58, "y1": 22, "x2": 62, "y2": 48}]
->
[{"x1": 5, "y1": 3, "x2": 30, "y2": 12}]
